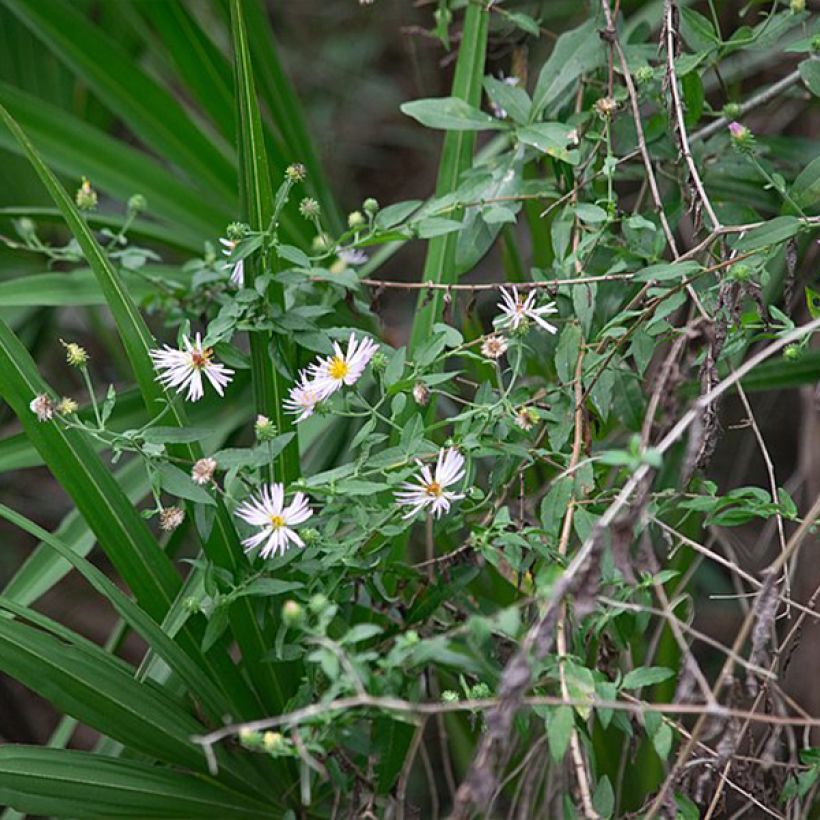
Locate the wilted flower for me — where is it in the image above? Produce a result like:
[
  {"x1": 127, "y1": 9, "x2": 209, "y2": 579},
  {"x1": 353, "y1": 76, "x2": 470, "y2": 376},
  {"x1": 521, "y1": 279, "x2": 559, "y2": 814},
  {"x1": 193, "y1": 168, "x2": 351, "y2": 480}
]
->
[
  {"x1": 219, "y1": 237, "x2": 245, "y2": 287},
  {"x1": 299, "y1": 197, "x2": 320, "y2": 220},
  {"x1": 395, "y1": 447, "x2": 466, "y2": 519},
  {"x1": 57, "y1": 397, "x2": 79, "y2": 415},
  {"x1": 412, "y1": 381, "x2": 430, "y2": 406},
  {"x1": 29, "y1": 394, "x2": 55, "y2": 422},
  {"x1": 159, "y1": 506, "x2": 185, "y2": 532},
  {"x1": 75, "y1": 177, "x2": 97, "y2": 210},
  {"x1": 337, "y1": 248, "x2": 369, "y2": 267},
  {"x1": 595, "y1": 97, "x2": 618, "y2": 119},
  {"x1": 60, "y1": 339, "x2": 88, "y2": 368},
  {"x1": 514, "y1": 406, "x2": 539, "y2": 431},
  {"x1": 497, "y1": 286, "x2": 558, "y2": 334},
  {"x1": 284, "y1": 371, "x2": 324, "y2": 423},
  {"x1": 309, "y1": 333, "x2": 379, "y2": 399},
  {"x1": 285, "y1": 163, "x2": 307, "y2": 183},
  {"x1": 191, "y1": 457, "x2": 217, "y2": 486},
  {"x1": 149, "y1": 333, "x2": 234, "y2": 402},
  {"x1": 234, "y1": 483, "x2": 313, "y2": 559},
  {"x1": 481, "y1": 334, "x2": 509, "y2": 360}
]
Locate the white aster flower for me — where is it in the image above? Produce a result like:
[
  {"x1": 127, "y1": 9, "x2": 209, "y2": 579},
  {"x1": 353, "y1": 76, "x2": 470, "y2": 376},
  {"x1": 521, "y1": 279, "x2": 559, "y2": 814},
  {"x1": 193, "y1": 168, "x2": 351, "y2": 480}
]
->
[
  {"x1": 310, "y1": 333, "x2": 379, "y2": 399},
  {"x1": 497, "y1": 286, "x2": 558, "y2": 334},
  {"x1": 337, "y1": 248, "x2": 369, "y2": 267},
  {"x1": 284, "y1": 371, "x2": 323, "y2": 423},
  {"x1": 29, "y1": 393, "x2": 55, "y2": 422},
  {"x1": 395, "y1": 447, "x2": 466, "y2": 520},
  {"x1": 235, "y1": 483, "x2": 313, "y2": 559},
  {"x1": 220, "y1": 237, "x2": 245, "y2": 287},
  {"x1": 149, "y1": 333, "x2": 234, "y2": 402}
]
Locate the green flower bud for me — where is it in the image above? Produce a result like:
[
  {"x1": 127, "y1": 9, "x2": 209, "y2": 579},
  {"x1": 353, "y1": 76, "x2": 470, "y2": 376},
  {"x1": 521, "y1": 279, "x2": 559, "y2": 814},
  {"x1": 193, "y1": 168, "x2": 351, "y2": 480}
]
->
[
  {"x1": 226, "y1": 221, "x2": 250, "y2": 241},
  {"x1": 370, "y1": 351, "x2": 388, "y2": 372},
  {"x1": 441, "y1": 690, "x2": 460, "y2": 703},
  {"x1": 312, "y1": 232, "x2": 333, "y2": 252},
  {"x1": 262, "y1": 731, "x2": 285, "y2": 752},
  {"x1": 721, "y1": 102, "x2": 742, "y2": 120},
  {"x1": 127, "y1": 194, "x2": 147, "y2": 214},
  {"x1": 728, "y1": 262, "x2": 752, "y2": 282},
  {"x1": 301, "y1": 528, "x2": 320, "y2": 545},
  {"x1": 239, "y1": 728, "x2": 261, "y2": 746},
  {"x1": 363, "y1": 197, "x2": 379, "y2": 216},
  {"x1": 470, "y1": 682, "x2": 492, "y2": 699},
  {"x1": 728, "y1": 121, "x2": 755, "y2": 153},
  {"x1": 635, "y1": 65, "x2": 654, "y2": 85},
  {"x1": 286, "y1": 163, "x2": 307, "y2": 183},
  {"x1": 347, "y1": 210, "x2": 366, "y2": 229},
  {"x1": 308, "y1": 593, "x2": 329, "y2": 614},
  {"x1": 75, "y1": 177, "x2": 98, "y2": 211},
  {"x1": 15, "y1": 217, "x2": 36, "y2": 239},
  {"x1": 282, "y1": 599, "x2": 304, "y2": 626},
  {"x1": 255, "y1": 414, "x2": 278, "y2": 441},
  {"x1": 182, "y1": 596, "x2": 201, "y2": 613},
  {"x1": 811, "y1": 34, "x2": 820, "y2": 54},
  {"x1": 790, "y1": 0, "x2": 805, "y2": 12},
  {"x1": 783, "y1": 344, "x2": 801, "y2": 361}
]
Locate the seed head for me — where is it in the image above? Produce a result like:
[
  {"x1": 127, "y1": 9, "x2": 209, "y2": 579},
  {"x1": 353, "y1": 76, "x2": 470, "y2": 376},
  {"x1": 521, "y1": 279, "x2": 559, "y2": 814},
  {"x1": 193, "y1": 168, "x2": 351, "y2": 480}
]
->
[
  {"x1": 159, "y1": 506, "x2": 185, "y2": 532},
  {"x1": 299, "y1": 197, "x2": 320, "y2": 220},
  {"x1": 481, "y1": 334, "x2": 509, "y2": 360},
  {"x1": 29, "y1": 394, "x2": 55, "y2": 422},
  {"x1": 595, "y1": 97, "x2": 618, "y2": 119},
  {"x1": 191, "y1": 457, "x2": 217, "y2": 486}
]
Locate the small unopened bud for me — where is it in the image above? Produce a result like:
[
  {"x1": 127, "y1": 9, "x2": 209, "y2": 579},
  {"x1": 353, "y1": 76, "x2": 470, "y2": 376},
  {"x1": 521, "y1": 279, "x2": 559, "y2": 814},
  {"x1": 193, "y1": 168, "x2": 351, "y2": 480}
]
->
[
  {"x1": 790, "y1": 0, "x2": 805, "y2": 12},
  {"x1": 311, "y1": 232, "x2": 332, "y2": 252},
  {"x1": 729, "y1": 262, "x2": 752, "y2": 282},
  {"x1": 57, "y1": 397, "x2": 78, "y2": 415},
  {"x1": 370, "y1": 351, "x2": 388, "y2": 372},
  {"x1": 191, "y1": 457, "x2": 217, "y2": 486},
  {"x1": 159, "y1": 506, "x2": 185, "y2": 532},
  {"x1": 728, "y1": 121, "x2": 755, "y2": 153},
  {"x1": 282, "y1": 600, "x2": 303, "y2": 626},
  {"x1": 29, "y1": 394, "x2": 55, "y2": 422},
  {"x1": 299, "y1": 197, "x2": 320, "y2": 220},
  {"x1": 412, "y1": 381, "x2": 430, "y2": 406},
  {"x1": 595, "y1": 97, "x2": 618, "y2": 119},
  {"x1": 441, "y1": 690, "x2": 460, "y2": 703},
  {"x1": 363, "y1": 197, "x2": 379, "y2": 216},
  {"x1": 286, "y1": 163, "x2": 307, "y2": 183},
  {"x1": 347, "y1": 210, "x2": 366, "y2": 229},
  {"x1": 308, "y1": 593, "x2": 329, "y2": 614},
  {"x1": 15, "y1": 217, "x2": 36, "y2": 239},
  {"x1": 239, "y1": 728, "x2": 261, "y2": 746},
  {"x1": 60, "y1": 339, "x2": 89, "y2": 368},
  {"x1": 127, "y1": 194, "x2": 147, "y2": 214},
  {"x1": 514, "y1": 406, "x2": 538, "y2": 431},
  {"x1": 182, "y1": 596, "x2": 201, "y2": 613},
  {"x1": 301, "y1": 528, "x2": 320, "y2": 545},
  {"x1": 783, "y1": 344, "x2": 801, "y2": 361},
  {"x1": 811, "y1": 34, "x2": 820, "y2": 54},
  {"x1": 75, "y1": 177, "x2": 98, "y2": 211},
  {"x1": 262, "y1": 731, "x2": 284, "y2": 752},
  {"x1": 721, "y1": 103, "x2": 742, "y2": 120},
  {"x1": 255, "y1": 414, "x2": 278, "y2": 441},
  {"x1": 635, "y1": 65, "x2": 654, "y2": 85},
  {"x1": 226, "y1": 221, "x2": 250, "y2": 242}
]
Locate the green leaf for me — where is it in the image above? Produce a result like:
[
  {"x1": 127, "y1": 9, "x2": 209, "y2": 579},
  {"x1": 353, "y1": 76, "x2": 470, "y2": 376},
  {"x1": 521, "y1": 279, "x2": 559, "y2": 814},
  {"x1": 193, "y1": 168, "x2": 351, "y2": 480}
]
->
[
  {"x1": 592, "y1": 775, "x2": 615, "y2": 819},
  {"x1": 230, "y1": 0, "x2": 299, "y2": 485},
  {"x1": 621, "y1": 666, "x2": 675, "y2": 690},
  {"x1": 732, "y1": 216, "x2": 802, "y2": 252},
  {"x1": 483, "y1": 76, "x2": 532, "y2": 123},
  {"x1": 517, "y1": 123, "x2": 577, "y2": 162},
  {"x1": 791, "y1": 155, "x2": 820, "y2": 210},
  {"x1": 799, "y1": 58, "x2": 820, "y2": 97},
  {"x1": 547, "y1": 705, "x2": 574, "y2": 762},
  {"x1": 401, "y1": 96, "x2": 503, "y2": 131},
  {"x1": 0, "y1": 747, "x2": 275, "y2": 818},
  {"x1": 652, "y1": 722, "x2": 674, "y2": 761},
  {"x1": 341, "y1": 623, "x2": 384, "y2": 645},
  {"x1": 374, "y1": 717, "x2": 417, "y2": 793},
  {"x1": 531, "y1": 19, "x2": 604, "y2": 118},
  {"x1": 633, "y1": 260, "x2": 702, "y2": 282},
  {"x1": 155, "y1": 462, "x2": 216, "y2": 506}
]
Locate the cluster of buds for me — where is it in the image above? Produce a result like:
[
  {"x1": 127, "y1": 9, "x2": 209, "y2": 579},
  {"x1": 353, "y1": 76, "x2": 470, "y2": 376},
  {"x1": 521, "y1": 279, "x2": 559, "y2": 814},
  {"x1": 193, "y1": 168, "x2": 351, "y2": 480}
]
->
[
  {"x1": 75, "y1": 177, "x2": 98, "y2": 211},
  {"x1": 225, "y1": 221, "x2": 250, "y2": 242}
]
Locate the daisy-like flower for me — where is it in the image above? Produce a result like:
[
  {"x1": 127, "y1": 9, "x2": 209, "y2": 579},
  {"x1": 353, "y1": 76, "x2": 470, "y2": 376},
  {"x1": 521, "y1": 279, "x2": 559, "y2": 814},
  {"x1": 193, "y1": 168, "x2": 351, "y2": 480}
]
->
[
  {"x1": 338, "y1": 248, "x2": 369, "y2": 267},
  {"x1": 30, "y1": 394, "x2": 55, "y2": 422},
  {"x1": 191, "y1": 457, "x2": 217, "y2": 486},
  {"x1": 310, "y1": 333, "x2": 379, "y2": 399},
  {"x1": 235, "y1": 483, "x2": 313, "y2": 559},
  {"x1": 149, "y1": 333, "x2": 234, "y2": 402},
  {"x1": 514, "y1": 406, "x2": 538, "y2": 431},
  {"x1": 481, "y1": 334, "x2": 509, "y2": 360},
  {"x1": 497, "y1": 286, "x2": 559, "y2": 334},
  {"x1": 284, "y1": 370, "x2": 324, "y2": 423},
  {"x1": 395, "y1": 447, "x2": 466, "y2": 520},
  {"x1": 219, "y1": 237, "x2": 245, "y2": 287}
]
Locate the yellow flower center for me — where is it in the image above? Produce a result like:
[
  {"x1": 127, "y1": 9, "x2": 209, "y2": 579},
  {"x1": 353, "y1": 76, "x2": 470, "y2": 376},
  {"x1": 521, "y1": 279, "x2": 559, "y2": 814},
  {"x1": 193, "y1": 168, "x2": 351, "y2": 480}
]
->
[
  {"x1": 190, "y1": 348, "x2": 213, "y2": 369},
  {"x1": 328, "y1": 355, "x2": 349, "y2": 380},
  {"x1": 424, "y1": 481, "x2": 443, "y2": 498},
  {"x1": 269, "y1": 515, "x2": 285, "y2": 528}
]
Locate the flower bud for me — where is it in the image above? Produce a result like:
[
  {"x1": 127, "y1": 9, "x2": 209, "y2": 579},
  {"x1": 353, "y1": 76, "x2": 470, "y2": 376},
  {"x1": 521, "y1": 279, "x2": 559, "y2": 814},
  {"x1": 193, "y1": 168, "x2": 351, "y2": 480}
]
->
[
  {"x1": 226, "y1": 221, "x2": 250, "y2": 241},
  {"x1": 311, "y1": 232, "x2": 332, "y2": 252},
  {"x1": 347, "y1": 210, "x2": 366, "y2": 229},
  {"x1": 75, "y1": 177, "x2": 98, "y2": 211},
  {"x1": 15, "y1": 217, "x2": 36, "y2": 239},
  {"x1": 255, "y1": 414, "x2": 278, "y2": 441},
  {"x1": 441, "y1": 690, "x2": 460, "y2": 703},
  {"x1": 239, "y1": 728, "x2": 261, "y2": 746},
  {"x1": 57, "y1": 397, "x2": 79, "y2": 415},
  {"x1": 308, "y1": 593, "x2": 329, "y2": 614},
  {"x1": 127, "y1": 194, "x2": 147, "y2": 214},
  {"x1": 182, "y1": 596, "x2": 201, "y2": 613},
  {"x1": 635, "y1": 65, "x2": 654, "y2": 85},
  {"x1": 728, "y1": 262, "x2": 752, "y2": 282},
  {"x1": 790, "y1": 0, "x2": 805, "y2": 12},
  {"x1": 783, "y1": 344, "x2": 801, "y2": 361},
  {"x1": 370, "y1": 351, "x2": 388, "y2": 372},
  {"x1": 262, "y1": 731, "x2": 285, "y2": 752},
  {"x1": 301, "y1": 528, "x2": 320, "y2": 545},
  {"x1": 60, "y1": 339, "x2": 89, "y2": 368},
  {"x1": 286, "y1": 163, "x2": 307, "y2": 183},
  {"x1": 363, "y1": 197, "x2": 379, "y2": 216},
  {"x1": 282, "y1": 599, "x2": 303, "y2": 626},
  {"x1": 728, "y1": 121, "x2": 755, "y2": 153}
]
